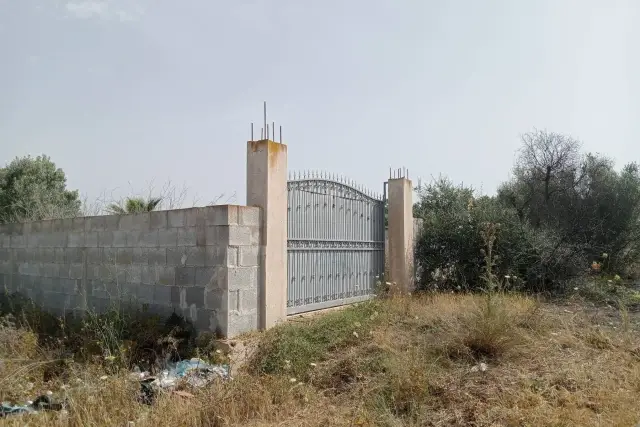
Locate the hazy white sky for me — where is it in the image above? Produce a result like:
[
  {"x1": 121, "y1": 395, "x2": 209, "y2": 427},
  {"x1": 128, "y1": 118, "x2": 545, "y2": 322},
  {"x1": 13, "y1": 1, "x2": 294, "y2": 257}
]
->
[{"x1": 1, "y1": 0, "x2": 638, "y2": 206}]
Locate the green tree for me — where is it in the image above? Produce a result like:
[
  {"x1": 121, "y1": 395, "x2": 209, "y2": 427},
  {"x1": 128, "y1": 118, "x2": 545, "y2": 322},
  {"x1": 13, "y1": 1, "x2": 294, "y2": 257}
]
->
[
  {"x1": 498, "y1": 130, "x2": 640, "y2": 278},
  {"x1": 413, "y1": 129, "x2": 640, "y2": 293},
  {"x1": 106, "y1": 197, "x2": 163, "y2": 215},
  {"x1": 0, "y1": 155, "x2": 81, "y2": 223}
]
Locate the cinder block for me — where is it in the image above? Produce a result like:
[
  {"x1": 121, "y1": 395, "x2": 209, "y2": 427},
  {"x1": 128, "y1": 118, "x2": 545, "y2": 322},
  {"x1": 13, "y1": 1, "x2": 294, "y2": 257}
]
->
[
  {"x1": 126, "y1": 264, "x2": 143, "y2": 284},
  {"x1": 226, "y1": 266, "x2": 259, "y2": 291},
  {"x1": 129, "y1": 230, "x2": 158, "y2": 248},
  {"x1": 240, "y1": 288, "x2": 259, "y2": 313},
  {"x1": 104, "y1": 215, "x2": 120, "y2": 231},
  {"x1": 229, "y1": 226, "x2": 253, "y2": 246},
  {"x1": 52, "y1": 232, "x2": 67, "y2": 248},
  {"x1": 53, "y1": 248, "x2": 65, "y2": 263},
  {"x1": 16, "y1": 249, "x2": 30, "y2": 263},
  {"x1": 167, "y1": 210, "x2": 186, "y2": 228},
  {"x1": 85, "y1": 232, "x2": 99, "y2": 247},
  {"x1": 50, "y1": 219, "x2": 63, "y2": 232},
  {"x1": 205, "y1": 288, "x2": 227, "y2": 311},
  {"x1": 226, "y1": 289, "x2": 239, "y2": 312},
  {"x1": 174, "y1": 246, "x2": 206, "y2": 267},
  {"x1": 155, "y1": 266, "x2": 175, "y2": 286},
  {"x1": 0, "y1": 249, "x2": 9, "y2": 262},
  {"x1": 194, "y1": 267, "x2": 222, "y2": 287},
  {"x1": 65, "y1": 247, "x2": 83, "y2": 264},
  {"x1": 195, "y1": 309, "x2": 218, "y2": 334},
  {"x1": 185, "y1": 208, "x2": 206, "y2": 228},
  {"x1": 102, "y1": 247, "x2": 117, "y2": 264},
  {"x1": 67, "y1": 232, "x2": 85, "y2": 248},
  {"x1": 141, "y1": 265, "x2": 153, "y2": 285},
  {"x1": 116, "y1": 248, "x2": 134, "y2": 265},
  {"x1": 69, "y1": 263, "x2": 84, "y2": 280},
  {"x1": 85, "y1": 215, "x2": 106, "y2": 232},
  {"x1": 132, "y1": 248, "x2": 148, "y2": 264},
  {"x1": 38, "y1": 248, "x2": 52, "y2": 263},
  {"x1": 250, "y1": 226, "x2": 260, "y2": 246},
  {"x1": 0, "y1": 234, "x2": 10, "y2": 248},
  {"x1": 238, "y1": 246, "x2": 260, "y2": 267},
  {"x1": 120, "y1": 212, "x2": 150, "y2": 231},
  {"x1": 86, "y1": 248, "x2": 102, "y2": 264},
  {"x1": 10, "y1": 235, "x2": 27, "y2": 248},
  {"x1": 30, "y1": 221, "x2": 42, "y2": 233},
  {"x1": 166, "y1": 247, "x2": 189, "y2": 267},
  {"x1": 205, "y1": 226, "x2": 221, "y2": 246},
  {"x1": 71, "y1": 217, "x2": 86, "y2": 232},
  {"x1": 153, "y1": 285, "x2": 172, "y2": 305},
  {"x1": 137, "y1": 284, "x2": 155, "y2": 303},
  {"x1": 177, "y1": 228, "x2": 197, "y2": 246},
  {"x1": 175, "y1": 266, "x2": 195, "y2": 286},
  {"x1": 206, "y1": 247, "x2": 237, "y2": 267},
  {"x1": 147, "y1": 248, "x2": 166, "y2": 265},
  {"x1": 149, "y1": 211, "x2": 168, "y2": 229},
  {"x1": 185, "y1": 287, "x2": 204, "y2": 307},
  {"x1": 157, "y1": 228, "x2": 177, "y2": 247},
  {"x1": 98, "y1": 231, "x2": 114, "y2": 247},
  {"x1": 59, "y1": 264, "x2": 71, "y2": 279},
  {"x1": 27, "y1": 234, "x2": 39, "y2": 247},
  {"x1": 207, "y1": 226, "x2": 253, "y2": 247},
  {"x1": 60, "y1": 278, "x2": 77, "y2": 293},
  {"x1": 114, "y1": 230, "x2": 129, "y2": 247},
  {"x1": 43, "y1": 263, "x2": 60, "y2": 278},
  {"x1": 227, "y1": 312, "x2": 258, "y2": 337},
  {"x1": 205, "y1": 205, "x2": 238, "y2": 226},
  {"x1": 238, "y1": 206, "x2": 261, "y2": 226},
  {"x1": 170, "y1": 286, "x2": 181, "y2": 306}
]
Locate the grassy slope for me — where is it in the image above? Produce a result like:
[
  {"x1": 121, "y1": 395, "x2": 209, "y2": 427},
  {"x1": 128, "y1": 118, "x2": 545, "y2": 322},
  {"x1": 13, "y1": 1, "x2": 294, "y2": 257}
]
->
[{"x1": 1, "y1": 294, "x2": 640, "y2": 426}]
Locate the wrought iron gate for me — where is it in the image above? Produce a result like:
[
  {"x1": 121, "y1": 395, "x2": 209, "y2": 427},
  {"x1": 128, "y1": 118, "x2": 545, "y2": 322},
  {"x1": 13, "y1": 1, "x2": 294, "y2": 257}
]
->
[{"x1": 287, "y1": 173, "x2": 385, "y2": 315}]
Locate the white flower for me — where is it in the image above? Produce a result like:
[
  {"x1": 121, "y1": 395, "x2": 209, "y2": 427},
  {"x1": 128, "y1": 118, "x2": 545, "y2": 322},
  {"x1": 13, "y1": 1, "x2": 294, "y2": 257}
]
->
[
  {"x1": 309, "y1": 363, "x2": 317, "y2": 367},
  {"x1": 353, "y1": 331, "x2": 359, "y2": 338},
  {"x1": 504, "y1": 275, "x2": 511, "y2": 279},
  {"x1": 99, "y1": 375, "x2": 108, "y2": 381},
  {"x1": 289, "y1": 378, "x2": 297, "y2": 383}
]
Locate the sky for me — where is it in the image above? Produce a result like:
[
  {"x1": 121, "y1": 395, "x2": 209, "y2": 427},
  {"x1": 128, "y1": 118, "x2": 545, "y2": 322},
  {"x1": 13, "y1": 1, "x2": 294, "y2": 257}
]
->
[{"x1": 1, "y1": 0, "x2": 638, "y2": 209}]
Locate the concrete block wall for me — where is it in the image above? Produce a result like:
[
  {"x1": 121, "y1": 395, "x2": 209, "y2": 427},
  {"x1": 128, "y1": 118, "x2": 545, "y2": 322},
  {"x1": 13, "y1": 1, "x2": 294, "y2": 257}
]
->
[{"x1": 0, "y1": 205, "x2": 262, "y2": 338}]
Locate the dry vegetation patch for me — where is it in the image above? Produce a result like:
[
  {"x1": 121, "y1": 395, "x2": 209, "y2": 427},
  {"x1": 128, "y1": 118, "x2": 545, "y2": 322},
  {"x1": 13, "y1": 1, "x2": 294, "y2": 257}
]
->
[{"x1": 1, "y1": 293, "x2": 639, "y2": 426}]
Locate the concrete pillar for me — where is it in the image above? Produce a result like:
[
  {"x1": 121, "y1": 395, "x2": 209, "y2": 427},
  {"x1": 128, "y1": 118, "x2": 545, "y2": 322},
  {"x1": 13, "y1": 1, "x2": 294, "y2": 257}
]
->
[
  {"x1": 387, "y1": 177, "x2": 414, "y2": 291},
  {"x1": 246, "y1": 139, "x2": 288, "y2": 329}
]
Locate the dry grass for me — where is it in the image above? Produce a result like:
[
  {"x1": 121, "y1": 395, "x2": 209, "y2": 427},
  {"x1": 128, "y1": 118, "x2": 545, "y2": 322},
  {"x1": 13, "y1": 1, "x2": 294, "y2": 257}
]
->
[{"x1": 2, "y1": 293, "x2": 640, "y2": 426}]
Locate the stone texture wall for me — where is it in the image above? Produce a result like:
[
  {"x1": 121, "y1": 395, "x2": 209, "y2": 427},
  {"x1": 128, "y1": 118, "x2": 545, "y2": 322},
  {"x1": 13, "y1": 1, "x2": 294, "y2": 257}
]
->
[{"x1": 0, "y1": 205, "x2": 262, "y2": 338}]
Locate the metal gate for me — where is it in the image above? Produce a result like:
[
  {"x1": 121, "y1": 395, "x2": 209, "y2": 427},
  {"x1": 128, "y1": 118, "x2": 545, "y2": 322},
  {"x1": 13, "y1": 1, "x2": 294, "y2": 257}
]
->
[{"x1": 287, "y1": 173, "x2": 385, "y2": 315}]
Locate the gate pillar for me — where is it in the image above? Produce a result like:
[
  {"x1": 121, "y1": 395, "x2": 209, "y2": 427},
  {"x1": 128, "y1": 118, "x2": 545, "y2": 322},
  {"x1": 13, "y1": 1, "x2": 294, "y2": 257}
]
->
[
  {"x1": 388, "y1": 176, "x2": 414, "y2": 291},
  {"x1": 247, "y1": 139, "x2": 288, "y2": 329}
]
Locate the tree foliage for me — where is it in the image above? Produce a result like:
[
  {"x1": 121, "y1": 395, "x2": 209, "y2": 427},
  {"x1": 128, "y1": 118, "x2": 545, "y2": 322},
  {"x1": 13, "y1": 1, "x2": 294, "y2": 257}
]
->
[
  {"x1": 414, "y1": 130, "x2": 640, "y2": 293},
  {"x1": 106, "y1": 197, "x2": 163, "y2": 215},
  {"x1": 0, "y1": 155, "x2": 80, "y2": 223}
]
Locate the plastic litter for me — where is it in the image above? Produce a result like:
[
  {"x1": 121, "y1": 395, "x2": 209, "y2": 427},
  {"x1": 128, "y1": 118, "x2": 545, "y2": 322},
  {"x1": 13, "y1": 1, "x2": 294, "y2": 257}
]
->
[
  {"x1": 0, "y1": 395, "x2": 65, "y2": 418},
  {"x1": 136, "y1": 358, "x2": 230, "y2": 404}
]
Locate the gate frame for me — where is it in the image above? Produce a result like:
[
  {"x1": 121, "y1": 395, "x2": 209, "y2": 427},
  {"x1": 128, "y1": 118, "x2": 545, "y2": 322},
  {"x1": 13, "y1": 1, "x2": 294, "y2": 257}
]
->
[{"x1": 285, "y1": 173, "x2": 386, "y2": 315}]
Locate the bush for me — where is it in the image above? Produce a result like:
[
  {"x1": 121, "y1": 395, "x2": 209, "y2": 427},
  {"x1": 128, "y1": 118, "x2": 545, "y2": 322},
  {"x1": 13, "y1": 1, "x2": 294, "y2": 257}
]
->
[
  {"x1": 414, "y1": 130, "x2": 640, "y2": 295},
  {"x1": 414, "y1": 179, "x2": 539, "y2": 292}
]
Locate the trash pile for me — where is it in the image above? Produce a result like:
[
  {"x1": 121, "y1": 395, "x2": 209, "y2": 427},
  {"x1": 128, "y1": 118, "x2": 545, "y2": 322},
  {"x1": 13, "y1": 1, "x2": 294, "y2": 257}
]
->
[
  {"x1": 1, "y1": 395, "x2": 65, "y2": 418},
  {"x1": 136, "y1": 358, "x2": 231, "y2": 404},
  {"x1": 1, "y1": 358, "x2": 230, "y2": 417}
]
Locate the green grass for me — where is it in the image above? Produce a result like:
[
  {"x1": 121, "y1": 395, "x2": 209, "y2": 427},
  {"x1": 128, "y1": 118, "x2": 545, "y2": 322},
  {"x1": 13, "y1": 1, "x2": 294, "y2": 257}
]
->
[{"x1": 249, "y1": 301, "x2": 382, "y2": 380}]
